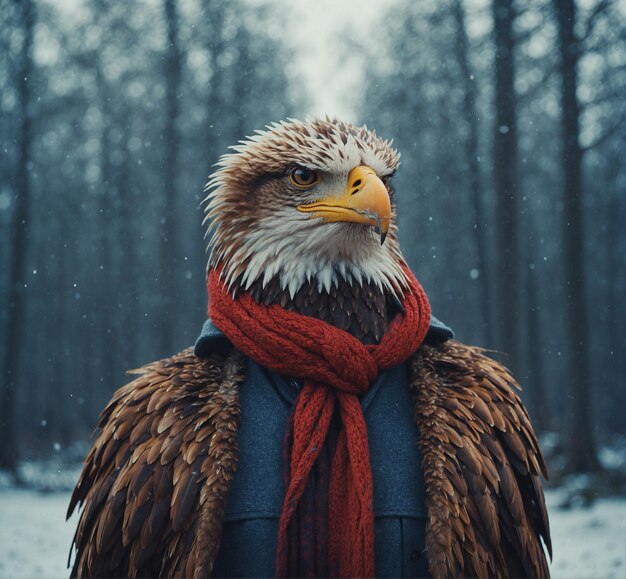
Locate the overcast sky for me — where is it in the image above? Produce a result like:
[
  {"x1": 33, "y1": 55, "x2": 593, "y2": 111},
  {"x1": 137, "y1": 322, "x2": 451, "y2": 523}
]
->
[
  {"x1": 261, "y1": 0, "x2": 388, "y2": 121},
  {"x1": 48, "y1": 0, "x2": 388, "y2": 121}
]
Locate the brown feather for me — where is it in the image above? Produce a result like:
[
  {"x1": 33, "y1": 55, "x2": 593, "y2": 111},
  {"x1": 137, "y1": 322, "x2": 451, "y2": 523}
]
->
[
  {"x1": 69, "y1": 336, "x2": 550, "y2": 578},
  {"x1": 246, "y1": 274, "x2": 398, "y2": 344},
  {"x1": 68, "y1": 348, "x2": 244, "y2": 578},
  {"x1": 412, "y1": 339, "x2": 551, "y2": 578}
]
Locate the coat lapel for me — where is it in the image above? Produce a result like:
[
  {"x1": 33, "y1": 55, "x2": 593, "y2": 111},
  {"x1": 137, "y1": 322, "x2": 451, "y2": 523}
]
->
[{"x1": 130, "y1": 335, "x2": 548, "y2": 578}]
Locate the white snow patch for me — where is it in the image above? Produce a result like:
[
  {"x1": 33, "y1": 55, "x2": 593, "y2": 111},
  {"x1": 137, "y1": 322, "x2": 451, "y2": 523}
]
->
[
  {"x1": 546, "y1": 490, "x2": 626, "y2": 578},
  {"x1": 0, "y1": 489, "x2": 78, "y2": 579}
]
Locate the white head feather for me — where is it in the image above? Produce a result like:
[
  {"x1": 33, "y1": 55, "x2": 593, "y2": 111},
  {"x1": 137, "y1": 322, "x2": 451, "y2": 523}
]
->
[{"x1": 203, "y1": 117, "x2": 408, "y2": 298}]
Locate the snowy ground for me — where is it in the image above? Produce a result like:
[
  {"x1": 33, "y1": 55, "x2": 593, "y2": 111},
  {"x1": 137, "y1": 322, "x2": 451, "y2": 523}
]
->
[
  {"x1": 0, "y1": 489, "x2": 78, "y2": 579},
  {"x1": 0, "y1": 488, "x2": 624, "y2": 578},
  {"x1": 546, "y1": 491, "x2": 625, "y2": 578}
]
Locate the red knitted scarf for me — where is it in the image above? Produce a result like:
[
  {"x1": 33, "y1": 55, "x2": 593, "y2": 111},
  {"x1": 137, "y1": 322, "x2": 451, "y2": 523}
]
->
[{"x1": 207, "y1": 264, "x2": 431, "y2": 578}]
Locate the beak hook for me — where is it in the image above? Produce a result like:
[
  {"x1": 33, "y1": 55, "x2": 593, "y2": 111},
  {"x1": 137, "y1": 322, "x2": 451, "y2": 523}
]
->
[{"x1": 374, "y1": 216, "x2": 388, "y2": 245}]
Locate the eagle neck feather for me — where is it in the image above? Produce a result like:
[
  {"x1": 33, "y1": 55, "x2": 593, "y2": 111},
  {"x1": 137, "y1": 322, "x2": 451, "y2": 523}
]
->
[{"x1": 232, "y1": 270, "x2": 400, "y2": 345}]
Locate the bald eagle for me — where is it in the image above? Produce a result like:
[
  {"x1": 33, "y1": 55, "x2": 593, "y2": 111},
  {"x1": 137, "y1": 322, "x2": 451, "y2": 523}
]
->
[{"x1": 68, "y1": 118, "x2": 551, "y2": 578}]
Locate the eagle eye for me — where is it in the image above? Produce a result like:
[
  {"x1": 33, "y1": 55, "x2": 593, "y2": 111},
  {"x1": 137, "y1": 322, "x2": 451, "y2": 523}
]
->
[{"x1": 290, "y1": 167, "x2": 319, "y2": 189}]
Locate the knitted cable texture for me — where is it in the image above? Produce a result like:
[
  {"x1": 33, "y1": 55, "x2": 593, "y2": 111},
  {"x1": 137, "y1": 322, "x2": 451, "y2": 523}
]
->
[{"x1": 208, "y1": 264, "x2": 431, "y2": 578}]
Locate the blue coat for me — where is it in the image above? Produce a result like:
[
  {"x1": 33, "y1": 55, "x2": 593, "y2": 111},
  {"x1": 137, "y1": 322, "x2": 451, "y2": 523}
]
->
[{"x1": 194, "y1": 318, "x2": 453, "y2": 578}]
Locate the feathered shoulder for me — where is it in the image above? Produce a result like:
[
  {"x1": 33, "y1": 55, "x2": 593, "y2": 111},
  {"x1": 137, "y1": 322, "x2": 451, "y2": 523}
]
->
[
  {"x1": 411, "y1": 339, "x2": 552, "y2": 578},
  {"x1": 68, "y1": 338, "x2": 551, "y2": 579},
  {"x1": 67, "y1": 348, "x2": 245, "y2": 578}
]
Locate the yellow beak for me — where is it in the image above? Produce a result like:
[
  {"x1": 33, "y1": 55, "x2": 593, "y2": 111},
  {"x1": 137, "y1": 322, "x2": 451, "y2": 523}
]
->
[{"x1": 296, "y1": 165, "x2": 391, "y2": 244}]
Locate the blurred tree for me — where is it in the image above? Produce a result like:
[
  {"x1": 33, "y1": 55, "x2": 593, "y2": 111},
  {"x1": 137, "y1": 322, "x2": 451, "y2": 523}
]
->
[
  {"x1": 512, "y1": 0, "x2": 560, "y2": 429},
  {"x1": 452, "y1": 0, "x2": 493, "y2": 344},
  {"x1": 524, "y1": 217, "x2": 548, "y2": 431},
  {"x1": 0, "y1": 0, "x2": 35, "y2": 471},
  {"x1": 553, "y1": 0, "x2": 600, "y2": 473},
  {"x1": 1, "y1": 0, "x2": 623, "y2": 469},
  {"x1": 492, "y1": 0, "x2": 522, "y2": 376},
  {"x1": 159, "y1": 0, "x2": 183, "y2": 356},
  {"x1": 355, "y1": 0, "x2": 626, "y2": 450},
  {"x1": 359, "y1": 1, "x2": 494, "y2": 349},
  {"x1": 0, "y1": 0, "x2": 300, "y2": 459},
  {"x1": 577, "y1": 0, "x2": 626, "y2": 435}
]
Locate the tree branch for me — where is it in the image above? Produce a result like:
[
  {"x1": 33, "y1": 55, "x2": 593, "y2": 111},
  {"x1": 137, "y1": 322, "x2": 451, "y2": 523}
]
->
[
  {"x1": 518, "y1": 66, "x2": 556, "y2": 104},
  {"x1": 515, "y1": 19, "x2": 548, "y2": 45},
  {"x1": 581, "y1": 83, "x2": 626, "y2": 112},
  {"x1": 582, "y1": 118, "x2": 625, "y2": 152},
  {"x1": 582, "y1": 0, "x2": 613, "y2": 41}
]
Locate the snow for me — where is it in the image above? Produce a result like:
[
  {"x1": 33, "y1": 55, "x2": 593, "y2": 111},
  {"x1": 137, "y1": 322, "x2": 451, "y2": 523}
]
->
[
  {"x1": 0, "y1": 488, "x2": 624, "y2": 578},
  {"x1": 547, "y1": 490, "x2": 625, "y2": 578},
  {"x1": 0, "y1": 489, "x2": 78, "y2": 579}
]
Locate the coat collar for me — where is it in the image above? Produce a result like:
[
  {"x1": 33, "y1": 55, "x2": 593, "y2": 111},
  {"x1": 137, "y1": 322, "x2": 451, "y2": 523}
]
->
[{"x1": 194, "y1": 315, "x2": 454, "y2": 358}]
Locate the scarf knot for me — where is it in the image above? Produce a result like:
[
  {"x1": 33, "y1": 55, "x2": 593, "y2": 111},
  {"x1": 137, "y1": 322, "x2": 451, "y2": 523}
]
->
[{"x1": 208, "y1": 264, "x2": 430, "y2": 577}]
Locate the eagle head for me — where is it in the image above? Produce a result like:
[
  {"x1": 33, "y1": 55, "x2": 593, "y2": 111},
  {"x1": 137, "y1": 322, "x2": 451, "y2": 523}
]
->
[{"x1": 204, "y1": 117, "x2": 408, "y2": 301}]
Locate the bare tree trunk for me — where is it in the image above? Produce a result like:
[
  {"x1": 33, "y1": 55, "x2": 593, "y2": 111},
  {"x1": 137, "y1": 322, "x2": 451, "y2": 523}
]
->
[
  {"x1": 553, "y1": 0, "x2": 600, "y2": 472},
  {"x1": 95, "y1": 62, "x2": 118, "y2": 401},
  {"x1": 492, "y1": 0, "x2": 522, "y2": 375},
  {"x1": 524, "y1": 221, "x2": 548, "y2": 432},
  {"x1": 0, "y1": 0, "x2": 34, "y2": 471},
  {"x1": 606, "y1": 181, "x2": 622, "y2": 379},
  {"x1": 159, "y1": 0, "x2": 182, "y2": 356},
  {"x1": 605, "y1": 179, "x2": 624, "y2": 433},
  {"x1": 46, "y1": 234, "x2": 74, "y2": 445},
  {"x1": 195, "y1": 1, "x2": 228, "y2": 315},
  {"x1": 453, "y1": 0, "x2": 493, "y2": 345},
  {"x1": 117, "y1": 121, "x2": 138, "y2": 369}
]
